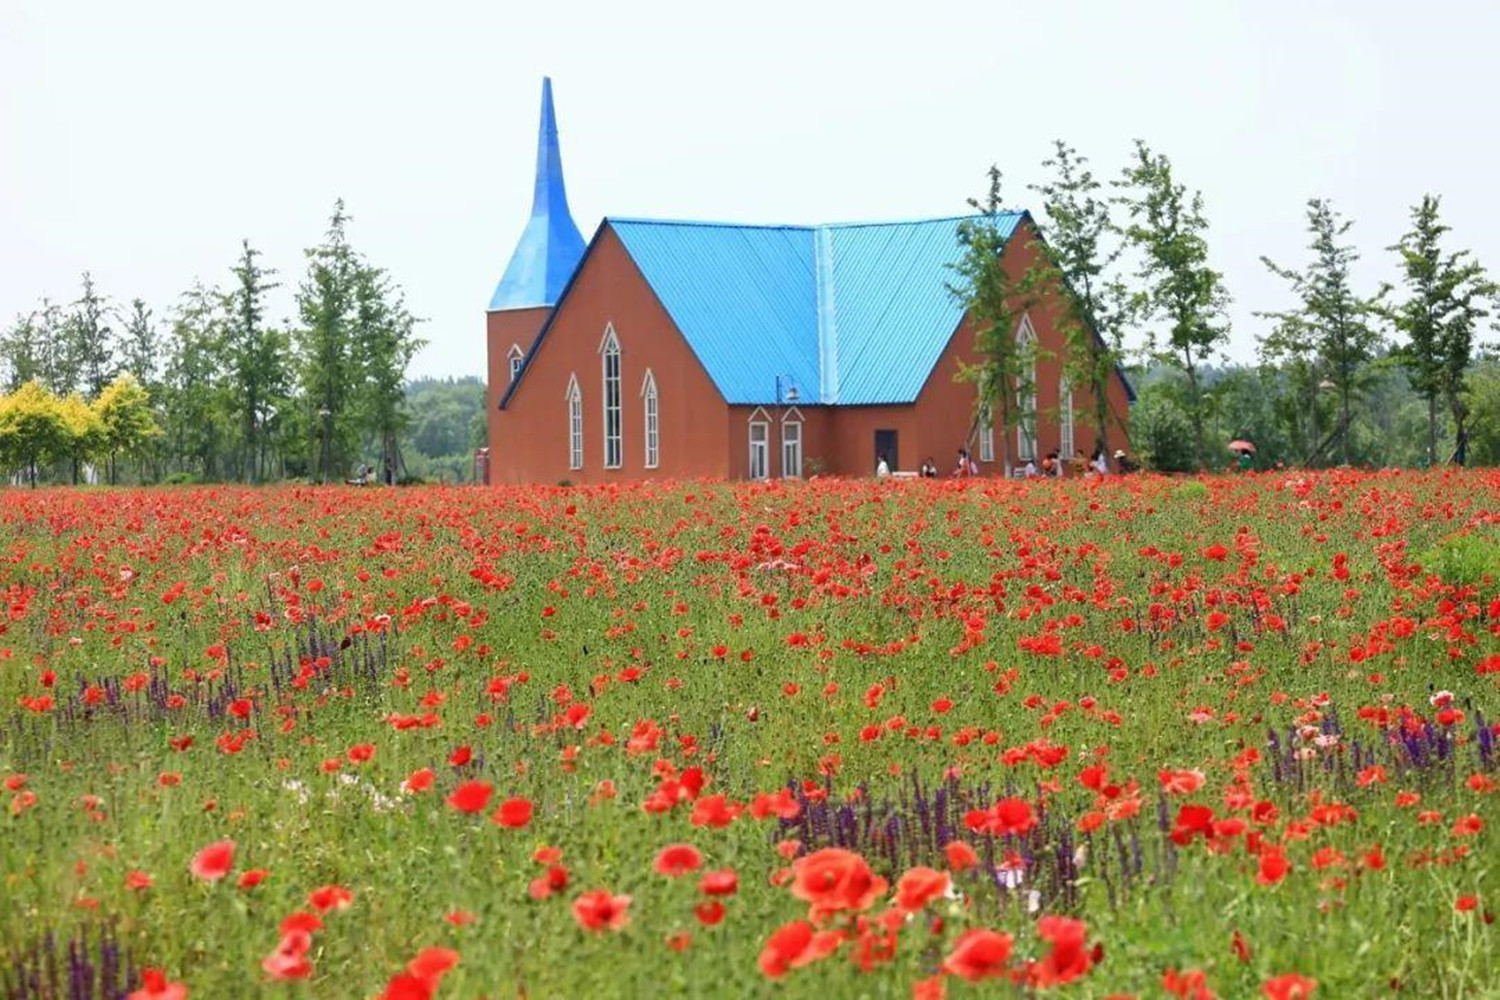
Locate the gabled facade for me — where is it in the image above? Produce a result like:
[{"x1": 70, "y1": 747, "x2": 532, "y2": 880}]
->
[{"x1": 485, "y1": 84, "x2": 1132, "y2": 485}]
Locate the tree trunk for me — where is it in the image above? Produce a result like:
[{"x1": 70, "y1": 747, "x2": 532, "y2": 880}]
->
[
  {"x1": 1426, "y1": 394, "x2": 1438, "y2": 467},
  {"x1": 1306, "y1": 380, "x2": 1319, "y2": 468},
  {"x1": 1339, "y1": 385, "x2": 1352, "y2": 467},
  {"x1": 1184, "y1": 362, "x2": 1206, "y2": 471}
]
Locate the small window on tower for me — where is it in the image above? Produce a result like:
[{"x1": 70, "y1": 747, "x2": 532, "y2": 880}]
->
[{"x1": 508, "y1": 344, "x2": 524, "y2": 382}]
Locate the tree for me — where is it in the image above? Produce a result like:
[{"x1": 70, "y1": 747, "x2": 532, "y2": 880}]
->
[
  {"x1": 226, "y1": 240, "x2": 291, "y2": 482},
  {"x1": 1, "y1": 313, "x2": 46, "y2": 391},
  {"x1": 0, "y1": 381, "x2": 70, "y2": 486},
  {"x1": 351, "y1": 263, "x2": 424, "y2": 484},
  {"x1": 161, "y1": 284, "x2": 231, "y2": 479},
  {"x1": 64, "y1": 273, "x2": 117, "y2": 398},
  {"x1": 1258, "y1": 199, "x2": 1382, "y2": 466},
  {"x1": 296, "y1": 201, "x2": 360, "y2": 483},
  {"x1": 93, "y1": 373, "x2": 159, "y2": 484},
  {"x1": 950, "y1": 167, "x2": 1045, "y2": 471},
  {"x1": 1116, "y1": 142, "x2": 1231, "y2": 470},
  {"x1": 1383, "y1": 196, "x2": 1497, "y2": 465},
  {"x1": 57, "y1": 392, "x2": 106, "y2": 484},
  {"x1": 1031, "y1": 140, "x2": 1125, "y2": 454},
  {"x1": 120, "y1": 299, "x2": 161, "y2": 388}
]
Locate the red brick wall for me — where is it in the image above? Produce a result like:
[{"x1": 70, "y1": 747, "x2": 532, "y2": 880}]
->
[{"x1": 490, "y1": 228, "x2": 729, "y2": 484}]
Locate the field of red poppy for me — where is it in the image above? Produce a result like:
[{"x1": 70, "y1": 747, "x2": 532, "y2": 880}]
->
[{"x1": 1, "y1": 471, "x2": 1497, "y2": 999}]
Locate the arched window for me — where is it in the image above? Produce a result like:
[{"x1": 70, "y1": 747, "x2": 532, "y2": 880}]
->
[
  {"x1": 565, "y1": 374, "x2": 583, "y2": 470},
  {"x1": 507, "y1": 344, "x2": 524, "y2": 383},
  {"x1": 781, "y1": 408, "x2": 803, "y2": 478},
  {"x1": 747, "y1": 409, "x2": 770, "y2": 480},
  {"x1": 641, "y1": 369, "x2": 659, "y2": 470},
  {"x1": 600, "y1": 325, "x2": 622, "y2": 469},
  {"x1": 1015, "y1": 314, "x2": 1038, "y2": 463},
  {"x1": 1059, "y1": 377, "x2": 1075, "y2": 458}
]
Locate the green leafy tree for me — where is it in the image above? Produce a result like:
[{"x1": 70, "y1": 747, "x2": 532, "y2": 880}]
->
[
  {"x1": 1031, "y1": 140, "x2": 1125, "y2": 454},
  {"x1": 1258, "y1": 199, "x2": 1382, "y2": 466},
  {"x1": 93, "y1": 373, "x2": 159, "y2": 483},
  {"x1": 296, "y1": 201, "x2": 361, "y2": 483},
  {"x1": 1, "y1": 313, "x2": 47, "y2": 391},
  {"x1": 0, "y1": 381, "x2": 70, "y2": 486},
  {"x1": 227, "y1": 240, "x2": 292, "y2": 482},
  {"x1": 64, "y1": 273, "x2": 117, "y2": 398},
  {"x1": 161, "y1": 284, "x2": 232, "y2": 479},
  {"x1": 1116, "y1": 142, "x2": 1231, "y2": 469},
  {"x1": 352, "y1": 264, "x2": 424, "y2": 484},
  {"x1": 1131, "y1": 381, "x2": 1198, "y2": 472},
  {"x1": 58, "y1": 392, "x2": 106, "y2": 483},
  {"x1": 950, "y1": 167, "x2": 1045, "y2": 471},
  {"x1": 120, "y1": 299, "x2": 161, "y2": 389},
  {"x1": 1382, "y1": 195, "x2": 1497, "y2": 465}
]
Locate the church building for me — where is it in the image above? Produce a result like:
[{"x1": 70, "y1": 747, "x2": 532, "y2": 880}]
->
[{"x1": 485, "y1": 80, "x2": 1132, "y2": 485}]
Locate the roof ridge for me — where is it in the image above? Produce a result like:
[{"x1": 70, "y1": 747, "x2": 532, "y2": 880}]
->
[{"x1": 607, "y1": 210, "x2": 1029, "y2": 233}]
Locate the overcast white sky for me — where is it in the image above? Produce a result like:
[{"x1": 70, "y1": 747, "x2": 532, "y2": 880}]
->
[{"x1": 3, "y1": 0, "x2": 1498, "y2": 377}]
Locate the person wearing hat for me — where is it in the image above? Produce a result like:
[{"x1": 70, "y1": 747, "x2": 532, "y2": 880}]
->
[{"x1": 1114, "y1": 448, "x2": 1138, "y2": 474}]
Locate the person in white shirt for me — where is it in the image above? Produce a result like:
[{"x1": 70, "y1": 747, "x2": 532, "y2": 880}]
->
[
  {"x1": 876, "y1": 454, "x2": 891, "y2": 477},
  {"x1": 1091, "y1": 446, "x2": 1109, "y2": 475}
]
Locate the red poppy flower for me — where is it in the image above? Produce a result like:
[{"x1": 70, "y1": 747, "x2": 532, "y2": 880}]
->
[
  {"x1": 653, "y1": 843, "x2": 704, "y2": 878},
  {"x1": 125, "y1": 870, "x2": 153, "y2": 891},
  {"x1": 699, "y1": 868, "x2": 738, "y2": 896},
  {"x1": 944, "y1": 840, "x2": 979, "y2": 872},
  {"x1": 238, "y1": 868, "x2": 270, "y2": 890},
  {"x1": 128, "y1": 969, "x2": 187, "y2": 1000},
  {"x1": 492, "y1": 796, "x2": 533, "y2": 828},
  {"x1": 757, "y1": 920, "x2": 845, "y2": 978},
  {"x1": 1029, "y1": 915, "x2": 1092, "y2": 986},
  {"x1": 1261, "y1": 972, "x2": 1317, "y2": 999},
  {"x1": 406, "y1": 947, "x2": 460, "y2": 982},
  {"x1": 942, "y1": 928, "x2": 1014, "y2": 982},
  {"x1": 1257, "y1": 847, "x2": 1291, "y2": 886},
  {"x1": 262, "y1": 931, "x2": 313, "y2": 981},
  {"x1": 404, "y1": 769, "x2": 435, "y2": 793},
  {"x1": 572, "y1": 889, "x2": 631, "y2": 932},
  {"x1": 894, "y1": 866, "x2": 949, "y2": 913},
  {"x1": 790, "y1": 848, "x2": 888, "y2": 917},
  {"x1": 308, "y1": 884, "x2": 354, "y2": 913},
  {"x1": 446, "y1": 781, "x2": 492, "y2": 814},
  {"x1": 189, "y1": 839, "x2": 235, "y2": 881},
  {"x1": 694, "y1": 900, "x2": 726, "y2": 925}
]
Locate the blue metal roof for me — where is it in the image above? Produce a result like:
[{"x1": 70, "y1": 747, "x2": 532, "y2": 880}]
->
[
  {"x1": 609, "y1": 213, "x2": 1024, "y2": 405},
  {"x1": 488, "y1": 78, "x2": 587, "y2": 311}
]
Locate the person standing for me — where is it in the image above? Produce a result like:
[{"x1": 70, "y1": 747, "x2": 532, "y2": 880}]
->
[
  {"x1": 876, "y1": 454, "x2": 891, "y2": 478},
  {"x1": 1091, "y1": 446, "x2": 1109, "y2": 476}
]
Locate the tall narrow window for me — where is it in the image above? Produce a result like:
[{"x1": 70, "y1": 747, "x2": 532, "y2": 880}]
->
[
  {"x1": 1059, "y1": 377, "x2": 1075, "y2": 458},
  {"x1": 1016, "y1": 315, "x2": 1038, "y2": 462},
  {"x1": 977, "y1": 404, "x2": 994, "y2": 463},
  {"x1": 781, "y1": 412, "x2": 803, "y2": 478},
  {"x1": 748, "y1": 420, "x2": 769, "y2": 480},
  {"x1": 600, "y1": 326, "x2": 622, "y2": 469},
  {"x1": 565, "y1": 374, "x2": 583, "y2": 470},
  {"x1": 641, "y1": 369, "x2": 659, "y2": 470},
  {"x1": 507, "y1": 344, "x2": 524, "y2": 383}
]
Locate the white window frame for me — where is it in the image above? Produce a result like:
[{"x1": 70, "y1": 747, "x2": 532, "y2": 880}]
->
[
  {"x1": 1016, "y1": 314, "x2": 1038, "y2": 463},
  {"x1": 977, "y1": 403, "x2": 994, "y2": 463},
  {"x1": 780, "y1": 408, "x2": 803, "y2": 478},
  {"x1": 1059, "y1": 377, "x2": 1074, "y2": 459},
  {"x1": 600, "y1": 325, "x2": 622, "y2": 469},
  {"x1": 507, "y1": 344, "x2": 524, "y2": 383},
  {"x1": 748, "y1": 409, "x2": 770, "y2": 480},
  {"x1": 565, "y1": 373, "x2": 583, "y2": 470},
  {"x1": 641, "y1": 369, "x2": 659, "y2": 470}
]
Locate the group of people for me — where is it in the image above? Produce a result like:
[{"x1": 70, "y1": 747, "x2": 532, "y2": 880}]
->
[{"x1": 881, "y1": 444, "x2": 1136, "y2": 479}]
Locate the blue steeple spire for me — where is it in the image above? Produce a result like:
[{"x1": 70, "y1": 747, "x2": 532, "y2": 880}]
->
[{"x1": 488, "y1": 78, "x2": 587, "y2": 311}]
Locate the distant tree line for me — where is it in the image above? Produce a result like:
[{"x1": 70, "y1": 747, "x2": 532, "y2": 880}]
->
[
  {"x1": 954, "y1": 141, "x2": 1499, "y2": 472},
  {"x1": 0, "y1": 201, "x2": 425, "y2": 485}
]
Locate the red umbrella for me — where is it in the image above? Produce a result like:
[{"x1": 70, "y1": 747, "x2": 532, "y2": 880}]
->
[{"x1": 1228, "y1": 439, "x2": 1257, "y2": 454}]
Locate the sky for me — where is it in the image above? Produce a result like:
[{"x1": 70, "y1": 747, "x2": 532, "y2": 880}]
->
[{"x1": 3, "y1": 0, "x2": 1498, "y2": 378}]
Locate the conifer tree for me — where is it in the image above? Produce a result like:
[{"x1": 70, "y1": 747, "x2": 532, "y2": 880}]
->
[
  {"x1": 1383, "y1": 195, "x2": 1496, "y2": 465},
  {"x1": 1258, "y1": 199, "x2": 1381, "y2": 466},
  {"x1": 1116, "y1": 142, "x2": 1230, "y2": 470}
]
